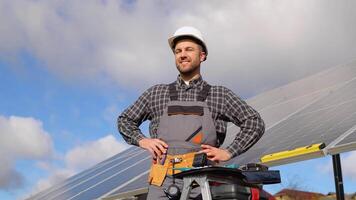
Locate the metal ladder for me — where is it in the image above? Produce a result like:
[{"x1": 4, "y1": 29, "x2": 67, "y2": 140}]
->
[{"x1": 178, "y1": 169, "x2": 248, "y2": 200}]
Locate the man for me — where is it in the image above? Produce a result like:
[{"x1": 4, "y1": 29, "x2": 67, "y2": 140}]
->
[{"x1": 118, "y1": 26, "x2": 265, "y2": 199}]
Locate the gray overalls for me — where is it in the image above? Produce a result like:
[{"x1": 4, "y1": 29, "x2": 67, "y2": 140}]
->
[{"x1": 147, "y1": 82, "x2": 217, "y2": 200}]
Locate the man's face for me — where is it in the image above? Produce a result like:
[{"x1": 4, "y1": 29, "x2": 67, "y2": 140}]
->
[{"x1": 174, "y1": 39, "x2": 206, "y2": 76}]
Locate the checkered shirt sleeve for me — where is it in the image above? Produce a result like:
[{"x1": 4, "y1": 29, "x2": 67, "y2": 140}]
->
[
  {"x1": 222, "y1": 87, "x2": 265, "y2": 157},
  {"x1": 117, "y1": 86, "x2": 153, "y2": 146}
]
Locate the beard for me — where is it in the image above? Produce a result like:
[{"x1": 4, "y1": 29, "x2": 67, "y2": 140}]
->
[{"x1": 176, "y1": 61, "x2": 200, "y2": 76}]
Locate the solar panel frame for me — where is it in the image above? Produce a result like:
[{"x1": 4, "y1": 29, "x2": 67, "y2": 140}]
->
[{"x1": 327, "y1": 125, "x2": 356, "y2": 155}]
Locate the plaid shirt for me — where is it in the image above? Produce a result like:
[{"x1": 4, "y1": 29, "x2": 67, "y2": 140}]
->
[{"x1": 118, "y1": 76, "x2": 265, "y2": 158}]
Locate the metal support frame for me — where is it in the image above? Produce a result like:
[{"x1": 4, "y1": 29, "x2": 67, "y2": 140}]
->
[
  {"x1": 176, "y1": 167, "x2": 280, "y2": 200},
  {"x1": 332, "y1": 154, "x2": 345, "y2": 200},
  {"x1": 178, "y1": 172, "x2": 250, "y2": 200},
  {"x1": 180, "y1": 174, "x2": 212, "y2": 200}
]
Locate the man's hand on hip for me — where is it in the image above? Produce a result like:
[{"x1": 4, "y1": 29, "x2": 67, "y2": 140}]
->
[
  {"x1": 138, "y1": 138, "x2": 168, "y2": 159},
  {"x1": 199, "y1": 144, "x2": 232, "y2": 162}
]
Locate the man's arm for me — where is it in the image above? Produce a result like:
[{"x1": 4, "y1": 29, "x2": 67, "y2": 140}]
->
[
  {"x1": 223, "y1": 87, "x2": 265, "y2": 158},
  {"x1": 117, "y1": 86, "x2": 167, "y2": 159},
  {"x1": 117, "y1": 88, "x2": 152, "y2": 146},
  {"x1": 200, "y1": 87, "x2": 264, "y2": 162}
]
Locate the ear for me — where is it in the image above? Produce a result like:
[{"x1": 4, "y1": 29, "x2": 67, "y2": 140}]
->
[{"x1": 200, "y1": 52, "x2": 206, "y2": 62}]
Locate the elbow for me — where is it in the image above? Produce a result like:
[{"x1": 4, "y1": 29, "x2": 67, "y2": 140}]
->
[
  {"x1": 259, "y1": 117, "x2": 265, "y2": 135},
  {"x1": 117, "y1": 115, "x2": 122, "y2": 131},
  {"x1": 246, "y1": 114, "x2": 265, "y2": 140},
  {"x1": 117, "y1": 114, "x2": 126, "y2": 130},
  {"x1": 256, "y1": 115, "x2": 265, "y2": 139}
]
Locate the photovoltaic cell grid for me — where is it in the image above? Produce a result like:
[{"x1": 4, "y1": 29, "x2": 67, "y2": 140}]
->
[
  {"x1": 256, "y1": 89, "x2": 330, "y2": 128},
  {"x1": 32, "y1": 148, "x2": 134, "y2": 199},
  {"x1": 69, "y1": 155, "x2": 150, "y2": 200},
  {"x1": 222, "y1": 89, "x2": 331, "y2": 148},
  {"x1": 247, "y1": 60, "x2": 356, "y2": 111},
  {"x1": 26, "y1": 147, "x2": 149, "y2": 200},
  {"x1": 27, "y1": 147, "x2": 140, "y2": 200},
  {"x1": 231, "y1": 77, "x2": 356, "y2": 165},
  {"x1": 338, "y1": 130, "x2": 356, "y2": 146},
  {"x1": 104, "y1": 171, "x2": 149, "y2": 198},
  {"x1": 247, "y1": 61, "x2": 356, "y2": 131},
  {"x1": 27, "y1": 61, "x2": 356, "y2": 200}
]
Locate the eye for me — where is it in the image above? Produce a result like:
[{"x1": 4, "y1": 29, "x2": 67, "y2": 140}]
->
[{"x1": 174, "y1": 49, "x2": 181, "y2": 54}]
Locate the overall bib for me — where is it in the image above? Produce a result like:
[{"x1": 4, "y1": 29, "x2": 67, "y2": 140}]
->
[{"x1": 147, "y1": 82, "x2": 217, "y2": 199}]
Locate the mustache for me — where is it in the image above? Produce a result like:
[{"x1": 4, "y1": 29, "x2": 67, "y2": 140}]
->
[{"x1": 178, "y1": 58, "x2": 191, "y2": 62}]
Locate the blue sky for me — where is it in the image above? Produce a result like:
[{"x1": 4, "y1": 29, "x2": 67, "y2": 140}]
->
[{"x1": 1, "y1": 0, "x2": 356, "y2": 199}]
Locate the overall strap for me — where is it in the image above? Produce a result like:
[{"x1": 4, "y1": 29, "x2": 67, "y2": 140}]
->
[
  {"x1": 197, "y1": 84, "x2": 211, "y2": 101},
  {"x1": 169, "y1": 82, "x2": 178, "y2": 101}
]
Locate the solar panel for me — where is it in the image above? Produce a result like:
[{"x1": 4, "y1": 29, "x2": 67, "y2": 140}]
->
[
  {"x1": 230, "y1": 77, "x2": 356, "y2": 166},
  {"x1": 257, "y1": 89, "x2": 330, "y2": 128},
  {"x1": 327, "y1": 125, "x2": 356, "y2": 155},
  {"x1": 27, "y1": 61, "x2": 356, "y2": 200},
  {"x1": 102, "y1": 170, "x2": 149, "y2": 199},
  {"x1": 27, "y1": 148, "x2": 136, "y2": 200},
  {"x1": 248, "y1": 61, "x2": 356, "y2": 111},
  {"x1": 338, "y1": 130, "x2": 356, "y2": 145},
  {"x1": 68, "y1": 156, "x2": 150, "y2": 200},
  {"x1": 26, "y1": 147, "x2": 146, "y2": 200}
]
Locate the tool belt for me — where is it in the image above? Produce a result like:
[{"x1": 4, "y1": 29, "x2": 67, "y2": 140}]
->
[{"x1": 148, "y1": 152, "x2": 210, "y2": 186}]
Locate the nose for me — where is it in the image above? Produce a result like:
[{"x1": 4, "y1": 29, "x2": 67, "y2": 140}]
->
[{"x1": 179, "y1": 50, "x2": 188, "y2": 60}]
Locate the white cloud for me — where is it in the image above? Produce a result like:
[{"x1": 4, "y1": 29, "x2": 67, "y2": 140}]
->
[
  {"x1": 0, "y1": 115, "x2": 53, "y2": 189},
  {"x1": 0, "y1": 118, "x2": 126, "y2": 197},
  {"x1": 28, "y1": 135, "x2": 128, "y2": 196},
  {"x1": 64, "y1": 135, "x2": 127, "y2": 170},
  {"x1": 1, "y1": 0, "x2": 356, "y2": 96},
  {"x1": 24, "y1": 168, "x2": 75, "y2": 199},
  {"x1": 0, "y1": 158, "x2": 23, "y2": 190}
]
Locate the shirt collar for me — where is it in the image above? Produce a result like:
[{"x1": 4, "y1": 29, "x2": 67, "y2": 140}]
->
[{"x1": 176, "y1": 75, "x2": 204, "y2": 88}]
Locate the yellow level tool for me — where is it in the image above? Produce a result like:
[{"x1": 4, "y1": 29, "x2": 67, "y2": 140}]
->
[{"x1": 260, "y1": 143, "x2": 325, "y2": 163}]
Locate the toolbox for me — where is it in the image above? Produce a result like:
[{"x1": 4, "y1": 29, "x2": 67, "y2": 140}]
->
[{"x1": 211, "y1": 183, "x2": 251, "y2": 200}]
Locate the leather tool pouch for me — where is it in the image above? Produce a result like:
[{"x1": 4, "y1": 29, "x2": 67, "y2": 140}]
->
[
  {"x1": 148, "y1": 163, "x2": 168, "y2": 186},
  {"x1": 148, "y1": 152, "x2": 212, "y2": 186}
]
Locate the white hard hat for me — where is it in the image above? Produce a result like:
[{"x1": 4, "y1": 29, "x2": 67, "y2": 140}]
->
[{"x1": 168, "y1": 26, "x2": 208, "y2": 56}]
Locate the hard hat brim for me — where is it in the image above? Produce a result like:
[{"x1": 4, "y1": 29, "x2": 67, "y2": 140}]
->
[{"x1": 168, "y1": 35, "x2": 208, "y2": 55}]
